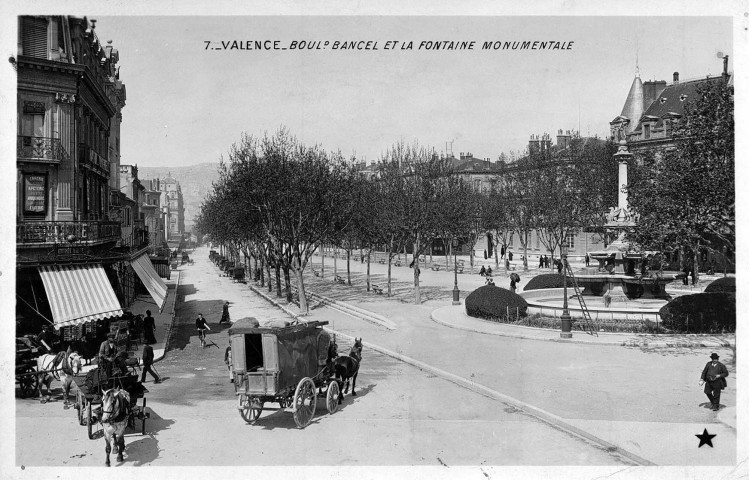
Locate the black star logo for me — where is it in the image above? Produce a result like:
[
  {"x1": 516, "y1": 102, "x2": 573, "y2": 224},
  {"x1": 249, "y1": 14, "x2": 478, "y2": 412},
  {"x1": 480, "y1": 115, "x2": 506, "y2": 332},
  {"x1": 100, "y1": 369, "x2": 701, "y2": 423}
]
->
[{"x1": 695, "y1": 428, "x2": 717, "y2": 448}]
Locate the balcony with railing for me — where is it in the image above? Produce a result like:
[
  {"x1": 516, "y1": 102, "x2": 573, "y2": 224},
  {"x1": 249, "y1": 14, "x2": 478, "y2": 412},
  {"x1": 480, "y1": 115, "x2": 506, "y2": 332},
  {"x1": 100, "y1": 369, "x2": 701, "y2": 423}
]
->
[
  {"x1": 17, "y1": 220, "x2": 121, "y2": 245},
  {"x1": 17, "y1": 136, "x2": 70, "y2": 163},
  {"x1": 79, "y1": 144, "x2": 110, "y2": 177}
]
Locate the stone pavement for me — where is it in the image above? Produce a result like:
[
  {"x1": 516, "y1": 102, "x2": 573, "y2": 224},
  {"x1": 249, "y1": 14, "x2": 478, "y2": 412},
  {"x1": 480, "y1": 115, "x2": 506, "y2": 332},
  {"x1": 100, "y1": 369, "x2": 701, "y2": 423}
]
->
[
  {"x1": 186, "y1": 247, "x2": 738, "y2": 466},
  {"x1": 127, "y1": 269, "x2": 181, "y2": 364}
]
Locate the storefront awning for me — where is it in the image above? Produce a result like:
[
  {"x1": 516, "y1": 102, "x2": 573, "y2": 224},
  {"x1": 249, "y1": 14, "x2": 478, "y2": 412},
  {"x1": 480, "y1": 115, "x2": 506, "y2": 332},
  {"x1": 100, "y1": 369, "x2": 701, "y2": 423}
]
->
[
  {"x1": 38, "y1": 264, "x2": 123, "y2": 330},
  {"x1": 130, "y1": 254, "x2": 168, "y2": 312}
]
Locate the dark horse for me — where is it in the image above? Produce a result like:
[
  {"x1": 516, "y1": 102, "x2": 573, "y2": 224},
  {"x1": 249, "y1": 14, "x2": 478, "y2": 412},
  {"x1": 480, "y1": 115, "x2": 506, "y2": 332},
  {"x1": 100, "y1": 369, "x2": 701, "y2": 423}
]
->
[{"x1": 332, "y1": 337, "x2": 362, "y2": 404}]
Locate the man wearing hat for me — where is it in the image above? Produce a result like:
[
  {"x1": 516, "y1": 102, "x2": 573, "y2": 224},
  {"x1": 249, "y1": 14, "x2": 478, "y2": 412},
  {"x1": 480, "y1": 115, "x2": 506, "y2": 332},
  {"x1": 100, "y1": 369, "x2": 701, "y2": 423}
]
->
[
  {"x1": 98, "y1": 333, "x2": 119, "y2": 377},
  {"x1": 700, "y1": 352, "x2": 729, "y2": 411}
]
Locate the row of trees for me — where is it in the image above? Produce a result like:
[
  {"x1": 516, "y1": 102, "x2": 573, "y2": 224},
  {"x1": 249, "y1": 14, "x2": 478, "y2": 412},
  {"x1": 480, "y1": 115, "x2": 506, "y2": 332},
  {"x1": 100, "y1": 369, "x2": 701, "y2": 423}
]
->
[{"x1": 196, "y1": 126, "x2": 620, "y2": 312}]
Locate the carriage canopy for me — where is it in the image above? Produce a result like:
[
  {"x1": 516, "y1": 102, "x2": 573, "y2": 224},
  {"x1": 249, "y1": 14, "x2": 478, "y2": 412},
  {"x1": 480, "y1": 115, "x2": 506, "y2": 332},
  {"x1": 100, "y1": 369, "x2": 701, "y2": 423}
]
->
[{"x1": 229, "y1": 319, "x2": 330, "y2": 393}]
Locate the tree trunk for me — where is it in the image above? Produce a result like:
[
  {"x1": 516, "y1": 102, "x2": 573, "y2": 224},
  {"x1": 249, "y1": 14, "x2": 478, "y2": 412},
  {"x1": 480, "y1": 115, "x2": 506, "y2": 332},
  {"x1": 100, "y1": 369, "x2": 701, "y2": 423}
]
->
[
  {"x1": 523, "y1": 233, "x2": 529, "y2": 271},
  {"x1": 267, "y1": 258, "x2": 272, "y2": 292},
  {"x1": 275, "y1": 262, "x2": 282, "y2": 297},
  {"x1": 283, "y1": 265, "x2": 293, "y2": 302},
  {"x1": 293, "y1": 267, "x2": 309, "y2": 314},
  {"x1": 387, "y1": 238, "x2": 393, "y2": 297},
  {"x1": 321, "y1": 244, "x2": 325, "y2": 278},
  {"x1": 346, "y1": 249, "x2": 351, "y2": 285},
  {"x1": 334, "y1": 250, "x2": 338, "y2": 276},
  {"x1": 366, "y1": 249, "x2": 371, "y2": 291},
  {"x1": 414, "y1": 238, "x2": 421, "y2": 304},
  {"x1": 493, "y1": 236, "x2": 500, "y2": 267},
  {"x1": 693, "y1": 242, "x2": 701, "y2": 286}
]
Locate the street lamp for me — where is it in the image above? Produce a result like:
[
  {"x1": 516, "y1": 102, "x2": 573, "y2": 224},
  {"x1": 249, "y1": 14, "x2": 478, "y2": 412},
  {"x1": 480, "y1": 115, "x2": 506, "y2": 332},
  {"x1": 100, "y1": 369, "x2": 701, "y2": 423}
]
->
[
  {"x1": 560, "y1": 241, "x2": 572, "y2": 339},
  {"x1": 452, "y1": 238, "x2": 460, "y2": 305}
]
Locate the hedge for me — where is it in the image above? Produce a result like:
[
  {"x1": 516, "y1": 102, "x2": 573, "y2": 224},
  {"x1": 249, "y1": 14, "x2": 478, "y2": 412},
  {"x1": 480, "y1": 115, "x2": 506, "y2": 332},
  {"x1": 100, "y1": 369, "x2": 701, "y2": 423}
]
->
[
  {"x1": 659, "y1": 292, "x2": 735, "y2": 333},
  {"x1": 704, "y1": 277, "x2": 735, "y2": 293},
  {"x1": 466, "y1": 284, "x2": 528, "y2": 320},
  {"x1": 523, "y1": 273, "x2": 575, "y2": 291}
]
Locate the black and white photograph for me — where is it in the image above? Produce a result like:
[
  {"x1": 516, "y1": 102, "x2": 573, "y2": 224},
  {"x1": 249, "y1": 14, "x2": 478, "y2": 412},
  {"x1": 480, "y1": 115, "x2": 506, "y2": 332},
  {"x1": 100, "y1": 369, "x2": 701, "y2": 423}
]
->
[{"x1": 1, "y1": 2, "x2": 745, "y2": 479}]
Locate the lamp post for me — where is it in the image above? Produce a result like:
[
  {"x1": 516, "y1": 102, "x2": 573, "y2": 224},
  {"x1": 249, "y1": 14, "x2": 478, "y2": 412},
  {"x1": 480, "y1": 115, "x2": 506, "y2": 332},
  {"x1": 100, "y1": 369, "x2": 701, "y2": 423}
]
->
[
  {"x1": 560, "y1": 241, "x2": 572, "y2": 339},
  {"x1": 452, "y1": 238, "x2": 460, "y2": 305}
]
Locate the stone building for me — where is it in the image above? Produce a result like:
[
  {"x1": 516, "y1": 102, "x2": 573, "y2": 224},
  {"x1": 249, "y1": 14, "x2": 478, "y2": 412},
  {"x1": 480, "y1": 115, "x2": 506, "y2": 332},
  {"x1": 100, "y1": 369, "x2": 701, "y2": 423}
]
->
[
  {"x1": 158, "y1": 174, "x2": 185, "y2": 241},
  {"x1": 15, "y1": 16, "x2": 167, "y2": 340}
]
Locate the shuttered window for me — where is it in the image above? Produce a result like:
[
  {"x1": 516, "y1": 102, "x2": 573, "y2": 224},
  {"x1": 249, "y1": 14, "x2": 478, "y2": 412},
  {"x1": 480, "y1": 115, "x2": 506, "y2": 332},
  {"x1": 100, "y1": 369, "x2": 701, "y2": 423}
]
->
[{"x1": 21, "y1": 17, "x2": 48, "y2": 59}]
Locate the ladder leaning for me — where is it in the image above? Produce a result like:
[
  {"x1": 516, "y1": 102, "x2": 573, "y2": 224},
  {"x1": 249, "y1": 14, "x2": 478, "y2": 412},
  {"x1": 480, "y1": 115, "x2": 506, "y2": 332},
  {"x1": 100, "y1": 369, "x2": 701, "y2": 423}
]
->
[{"x1": 563, "y1": 260, "x2": 599, "y2": 336}]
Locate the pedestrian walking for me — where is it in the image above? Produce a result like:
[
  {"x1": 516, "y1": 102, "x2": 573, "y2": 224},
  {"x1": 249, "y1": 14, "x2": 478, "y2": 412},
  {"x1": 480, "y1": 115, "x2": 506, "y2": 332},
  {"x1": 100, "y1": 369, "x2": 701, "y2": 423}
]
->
[
  {"x1": 143, "y1": 309, "x2": 157, "y2": 344},
  {"x1": 479, "y1": 265, "x2": 486, "y2": 276},
  {"x1": 500, "y1": 245, "x2": 506, "y2": 259},
  {"x1": 538, "y1": 256, "x2": 544, "y2": 268},
  {"x1": 585, "y1": 254, "x2": 590, "y2": 267},
  {"x1": 219, "y1": 301, "x2": 231, "y2": 324},
  {"x1": 700, "y1": 353, "x2": 728, "y2": 411},
  {"x1": 225, "y1": 345, "x2": 233, "y2": 383},
  {"x1": 557, "y1": 259, "x2": 563, "y2": 274},
  {"x1": 508, "y1": 251, "x2": 513, "y2": 262},
  {"x1": 140, "y1": 344, "x2": 161, "y2": 383}
]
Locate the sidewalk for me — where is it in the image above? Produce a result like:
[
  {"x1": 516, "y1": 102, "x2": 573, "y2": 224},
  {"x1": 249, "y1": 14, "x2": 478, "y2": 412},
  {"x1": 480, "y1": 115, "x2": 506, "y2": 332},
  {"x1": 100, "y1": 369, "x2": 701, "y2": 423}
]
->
[
  {"x1": 123, "y1": 269, "x2": 181, "y2": 365},
  {"x1": 431, "y1": 304, "x2": 735, "y2": 349}
]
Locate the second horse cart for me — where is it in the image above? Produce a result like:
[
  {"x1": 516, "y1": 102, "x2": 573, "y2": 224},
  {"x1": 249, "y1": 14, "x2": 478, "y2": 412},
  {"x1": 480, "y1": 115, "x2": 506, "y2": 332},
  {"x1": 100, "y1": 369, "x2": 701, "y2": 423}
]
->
[
  {"x1": 72, "y1": 363, "x2": 149, "y2": 439},
  {"x1": 229, "y1": 317, "x2": 340, "y2": 428}
]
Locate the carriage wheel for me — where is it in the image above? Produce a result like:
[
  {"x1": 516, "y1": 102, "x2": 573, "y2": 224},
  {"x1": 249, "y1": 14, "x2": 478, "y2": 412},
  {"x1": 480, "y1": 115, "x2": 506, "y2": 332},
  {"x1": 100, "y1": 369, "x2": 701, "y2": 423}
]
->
[
  {"x1": 18, "y1": 368, "x2": 38, "y2": 398},
  {"x1": 238, "y1": 394, "x2": 262, "y2": 424},
  {"x1": 325, "y1": 381, "x2": 340, "y2": 414},
  {"x1": 292, "y1": 377, "x2": 317, "y2": 429},
  {"x1": 141, "y1": 397, "x2": 147, "y2": 435}
]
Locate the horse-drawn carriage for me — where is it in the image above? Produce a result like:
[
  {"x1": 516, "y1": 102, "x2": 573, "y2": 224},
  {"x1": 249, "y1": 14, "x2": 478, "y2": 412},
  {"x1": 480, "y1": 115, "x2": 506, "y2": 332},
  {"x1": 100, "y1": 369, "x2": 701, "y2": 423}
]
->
[
  {"x1": 230, "y1": 318, "x2": 361, "y2": 429},
  {"x1": 15, "y1": 336, "x2": 41, "y2": 397},
  {"x1": 71, "y1": 355, "x2": 149, "y2": 441}
]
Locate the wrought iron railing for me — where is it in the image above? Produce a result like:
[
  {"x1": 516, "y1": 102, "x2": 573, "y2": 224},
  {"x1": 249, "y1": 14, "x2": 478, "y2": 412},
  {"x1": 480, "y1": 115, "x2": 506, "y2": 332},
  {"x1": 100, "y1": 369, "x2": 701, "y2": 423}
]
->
[
  {"x1": 17, "y1": 220, "x2": 121, "y2": 244},
  {"x1": 17, "y1": 136, "x2": 70, "y2": 163},
  {"x1": 79, "y1": 144, "x2": 110, "y2": 176}
]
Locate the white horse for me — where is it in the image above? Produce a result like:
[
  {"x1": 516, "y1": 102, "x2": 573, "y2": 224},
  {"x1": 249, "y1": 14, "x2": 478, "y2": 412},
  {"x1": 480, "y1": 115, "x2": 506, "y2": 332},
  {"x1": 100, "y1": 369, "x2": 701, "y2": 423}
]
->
[
  {"x1": 36, "y1": 350, "x2": 83, "y2": 404},
  {"x1": 100, "y1": 387, "x2": 131, "y2": 466}
]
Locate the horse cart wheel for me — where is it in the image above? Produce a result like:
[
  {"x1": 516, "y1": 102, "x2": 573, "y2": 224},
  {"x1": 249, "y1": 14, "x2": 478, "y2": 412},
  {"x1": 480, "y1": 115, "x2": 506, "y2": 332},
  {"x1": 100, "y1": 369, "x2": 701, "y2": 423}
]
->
[
  {"x1": 324, "y1": 381, "x2": 340, "y2": 414},
  {"x1": 18, "y1": 368, "x2": 38, "y2": 398},
  {"x1": 238, "y1": 394, "x2": 262, "y2": 424},
  {"x1": 292, "y1": 377, "x2": 317, "y2": 429}
]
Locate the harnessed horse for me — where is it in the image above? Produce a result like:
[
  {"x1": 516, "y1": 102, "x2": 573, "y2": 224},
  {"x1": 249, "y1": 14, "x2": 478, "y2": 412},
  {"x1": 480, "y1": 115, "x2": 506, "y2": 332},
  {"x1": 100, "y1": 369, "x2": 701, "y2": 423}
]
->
[
  {"x1": 332, "y1": 338, "x2": 362, "y2": 404},
  {"x1": 100, "y1": 387, "x2": 131, "y2": 466},
  {"x1": 36, "y1": 350, "x2": 83, "y2": 404}
]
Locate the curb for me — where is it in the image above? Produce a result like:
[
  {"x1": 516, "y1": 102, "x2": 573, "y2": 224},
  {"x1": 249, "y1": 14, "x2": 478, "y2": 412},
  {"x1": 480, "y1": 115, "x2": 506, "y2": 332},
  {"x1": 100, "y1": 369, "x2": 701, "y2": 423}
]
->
[
  {"x1": 248, "y1": 283, "x2": 305, "y2": 322},
  {"x1": 431, "y1": 307, "x2": 734, "y2": 349},
  {"x1": 325, "y1": 327, "x2": 654, "y2": 467},
  {"x1": 157, "y1": 269, "x2": 182, "y2": 363},
  {"x1": 246, "y1": 286, "x2": 653, "y2": 466}
]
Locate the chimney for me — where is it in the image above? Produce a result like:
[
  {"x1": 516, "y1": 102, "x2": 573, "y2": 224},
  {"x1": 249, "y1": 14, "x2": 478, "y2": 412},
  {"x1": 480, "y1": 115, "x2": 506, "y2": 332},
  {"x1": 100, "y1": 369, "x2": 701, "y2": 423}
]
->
[
  {"x1": 528, "y1": 135, "x2": 540, "y2": 156},
  {"x1": 556, "y1": 129, "x2": 570, "y2": 150},
  {"x1": 673, "y1": 72, "x2": 679, "y2": 84}
]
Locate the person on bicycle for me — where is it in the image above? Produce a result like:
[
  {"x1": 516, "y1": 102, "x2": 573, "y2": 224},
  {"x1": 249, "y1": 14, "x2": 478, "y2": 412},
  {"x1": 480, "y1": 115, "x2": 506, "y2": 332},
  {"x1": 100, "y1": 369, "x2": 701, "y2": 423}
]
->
[{"x1": 196, "y1": 313, "x2": 211, "y2": 347}]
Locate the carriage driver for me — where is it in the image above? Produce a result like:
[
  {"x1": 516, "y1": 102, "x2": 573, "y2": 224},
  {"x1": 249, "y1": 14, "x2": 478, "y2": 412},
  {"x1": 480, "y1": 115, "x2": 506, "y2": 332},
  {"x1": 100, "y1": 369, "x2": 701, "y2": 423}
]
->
[{"x1": 98, "y1": 333, "x2": 118, "y2": 376}]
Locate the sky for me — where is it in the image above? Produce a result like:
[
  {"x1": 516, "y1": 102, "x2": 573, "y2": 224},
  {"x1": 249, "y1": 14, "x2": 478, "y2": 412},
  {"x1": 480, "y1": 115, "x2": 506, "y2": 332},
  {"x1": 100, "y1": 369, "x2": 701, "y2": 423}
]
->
[{"x1": 89, "y1": 15, "x2": 733, "y2": 168}]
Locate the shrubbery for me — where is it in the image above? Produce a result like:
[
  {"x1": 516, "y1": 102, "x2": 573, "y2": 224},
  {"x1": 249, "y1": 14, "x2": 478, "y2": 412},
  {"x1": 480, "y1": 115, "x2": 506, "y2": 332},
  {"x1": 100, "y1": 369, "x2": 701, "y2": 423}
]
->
[
  {"x1": 523, "y1": 273, "x2": 575, "y2": 291},
  {"x1": 704, "y1": 277, "x2": 735, "y2": 293},
  {"x1": 659, "y1": 292, "x2": 735, "y2": 333},
  {"x1": 465, "y1": 284, "x2": 528, "y2": 320}
]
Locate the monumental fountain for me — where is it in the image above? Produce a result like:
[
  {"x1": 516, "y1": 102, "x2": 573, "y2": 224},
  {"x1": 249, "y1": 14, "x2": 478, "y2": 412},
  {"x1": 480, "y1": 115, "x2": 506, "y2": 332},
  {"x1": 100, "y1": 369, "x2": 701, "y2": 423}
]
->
[{"x1": 520, "y1": 140, "x2": 683, "y2": 322}]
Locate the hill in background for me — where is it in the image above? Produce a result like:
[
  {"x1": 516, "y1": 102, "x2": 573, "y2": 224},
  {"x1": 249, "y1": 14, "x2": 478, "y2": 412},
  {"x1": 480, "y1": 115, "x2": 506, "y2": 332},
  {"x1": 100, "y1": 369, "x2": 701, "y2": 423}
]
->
[{"x1": 138, "y1": 163, "x2": 220, "y2": 231}]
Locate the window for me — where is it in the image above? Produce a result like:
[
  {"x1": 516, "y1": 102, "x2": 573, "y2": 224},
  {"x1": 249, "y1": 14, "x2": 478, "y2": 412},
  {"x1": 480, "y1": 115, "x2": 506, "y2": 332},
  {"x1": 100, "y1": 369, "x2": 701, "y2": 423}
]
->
[
  {"x1": 21, "y1": 17, "x2": 48, "y2": 59},
  {"x1": 565, "y1": 232, "x2": 576, "y2": 250},
  {"x1": 643, "y1": 124, "x2": 651, "y2": 140}
]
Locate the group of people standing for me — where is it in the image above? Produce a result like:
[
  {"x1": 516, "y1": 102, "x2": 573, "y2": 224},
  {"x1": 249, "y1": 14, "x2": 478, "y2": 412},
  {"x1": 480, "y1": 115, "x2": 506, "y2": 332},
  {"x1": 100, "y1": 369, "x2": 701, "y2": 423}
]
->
[{"x1": 97, "y1": 309, "x2": 161, "y2": 384}]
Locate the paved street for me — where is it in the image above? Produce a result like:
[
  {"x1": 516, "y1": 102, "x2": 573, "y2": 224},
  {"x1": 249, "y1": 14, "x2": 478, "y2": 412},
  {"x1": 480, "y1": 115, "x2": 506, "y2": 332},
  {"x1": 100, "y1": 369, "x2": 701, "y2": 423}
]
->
[{"x1": 16, "y1": 248, "x2": 641, "y2": 467}]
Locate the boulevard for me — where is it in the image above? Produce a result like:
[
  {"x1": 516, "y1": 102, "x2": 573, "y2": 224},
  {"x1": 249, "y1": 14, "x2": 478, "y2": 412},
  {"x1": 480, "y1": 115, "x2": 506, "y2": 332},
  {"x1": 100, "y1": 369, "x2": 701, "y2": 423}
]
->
[{"x1": 15, "y1": 248, "x2": 735, "y2": 466}]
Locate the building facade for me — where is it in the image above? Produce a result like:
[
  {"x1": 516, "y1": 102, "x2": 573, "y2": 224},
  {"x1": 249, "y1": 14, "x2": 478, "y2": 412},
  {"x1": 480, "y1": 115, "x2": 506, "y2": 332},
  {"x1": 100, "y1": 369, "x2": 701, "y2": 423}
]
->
[{"x1": 158, "y1": 174, "x2": 185, "y2": 241}]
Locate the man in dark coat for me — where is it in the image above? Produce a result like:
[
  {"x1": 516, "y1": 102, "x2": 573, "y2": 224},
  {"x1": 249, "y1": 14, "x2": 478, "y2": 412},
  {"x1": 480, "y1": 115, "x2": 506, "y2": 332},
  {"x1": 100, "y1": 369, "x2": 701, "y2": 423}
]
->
[
  {"x1": 219, "y1": 301, "x2": 231, "y2": 324},
  {"x1": 700, "y1": 352, "x2": 729, "y2": 411},
  {"x1": 143, "y1": 310, "x2": 157, "y2": 344},
  {"x1": 140, "y1": 344, "x2": 160, "y2": 383},
  {"x1": 98, "y1": 333, "x2": 118, "y2": 376}
]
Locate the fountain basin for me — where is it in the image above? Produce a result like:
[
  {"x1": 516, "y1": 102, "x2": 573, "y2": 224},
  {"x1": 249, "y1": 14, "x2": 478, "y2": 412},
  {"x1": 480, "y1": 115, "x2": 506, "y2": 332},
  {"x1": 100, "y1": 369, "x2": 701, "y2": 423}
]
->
[{"x1": 520, "y1": 288, "x2": 667, "y2": 322}]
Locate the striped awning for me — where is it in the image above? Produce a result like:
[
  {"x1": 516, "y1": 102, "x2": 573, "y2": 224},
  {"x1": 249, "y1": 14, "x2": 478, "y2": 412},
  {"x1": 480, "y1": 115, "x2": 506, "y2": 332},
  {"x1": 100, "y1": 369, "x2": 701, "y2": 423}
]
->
[
  {"x1": 130, "y1": 254, "x2": 168, "y2": 312},
  {"x1": 38, "y1": 264, "x2": 123, "y2": 329}
]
